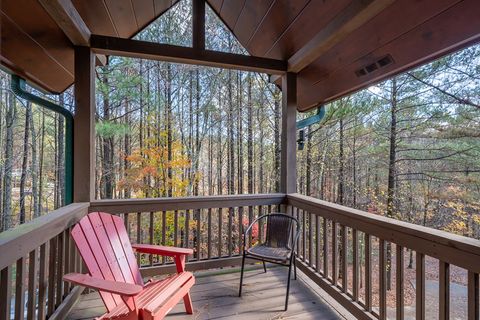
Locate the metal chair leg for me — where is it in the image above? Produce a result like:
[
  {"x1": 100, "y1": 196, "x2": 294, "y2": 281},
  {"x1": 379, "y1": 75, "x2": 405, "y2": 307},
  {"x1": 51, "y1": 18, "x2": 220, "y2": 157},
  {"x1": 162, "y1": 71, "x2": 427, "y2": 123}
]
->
[
  {"x1": 285, "y1": 258, "x2": 293, "y2": 311},
  {"x1": 262, "y1": 260, "x2": 267, "y2": 273},
  {"x1": 239, "y1": 253, "x2": 246, "y2": 297},
  {"x1": 293, "y1": 255, "x2": 297, "y2": 280}
]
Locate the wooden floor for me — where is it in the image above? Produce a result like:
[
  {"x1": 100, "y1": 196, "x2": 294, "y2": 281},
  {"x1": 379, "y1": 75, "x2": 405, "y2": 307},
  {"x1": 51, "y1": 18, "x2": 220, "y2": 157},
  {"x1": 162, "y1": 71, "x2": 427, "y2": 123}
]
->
[{"x1": 67, "y1": 266, "x2": 346, "y2": 320}]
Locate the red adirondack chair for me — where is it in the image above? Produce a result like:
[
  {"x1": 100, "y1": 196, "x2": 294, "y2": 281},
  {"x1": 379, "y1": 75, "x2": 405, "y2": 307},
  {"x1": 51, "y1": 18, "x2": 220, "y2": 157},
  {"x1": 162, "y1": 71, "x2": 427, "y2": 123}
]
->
[{"x1": 63, "y1": 211, "x2": 195, "y2": 320}]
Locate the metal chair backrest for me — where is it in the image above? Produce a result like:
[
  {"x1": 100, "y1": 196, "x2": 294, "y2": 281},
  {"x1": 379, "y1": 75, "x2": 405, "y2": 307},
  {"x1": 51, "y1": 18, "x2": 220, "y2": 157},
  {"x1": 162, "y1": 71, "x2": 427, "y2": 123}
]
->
[{"x1": 264, "y1": 213, "x2": 298, "y2": 250}]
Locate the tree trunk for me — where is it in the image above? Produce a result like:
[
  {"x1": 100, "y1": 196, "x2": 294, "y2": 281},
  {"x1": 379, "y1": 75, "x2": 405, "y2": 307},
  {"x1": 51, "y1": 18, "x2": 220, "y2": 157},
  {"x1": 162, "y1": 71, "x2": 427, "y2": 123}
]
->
[
  {"x1": 337, "y1": 118, "x2": 345, "y2": 205},
  {"x1": 30, "y1": 104, "x2": 40, "y2": 218},
  {"x1": 247, "y1": 75, "x2": 254, "y2": 194},
  {"x1": 305, "y1": 126, "x2": 312, "y2": 196},
  {"x1": 236, "y1": 72, "x2": 243, "y2": 194},
  {"x1": 273, "y1": 88, "x2": 281, "y2": 192},
  {"x1": 57, "y1": 95, "x2": 65, "y2": 206},
  {"x1": 2, "y1": 92, "x2": 16, "y2": 231},
  {"x1": 227, "y1": 69, "x2": 235, "y2": 194},
  {"x1": 386, "y1": 77, "x2": 398, "y2": 290},
  {"x1": 19, "y1": 101, "x2": 32, "y2": 224},
  {"x1": 101, "y1": 72, "x2": 114, "y2": 199}
]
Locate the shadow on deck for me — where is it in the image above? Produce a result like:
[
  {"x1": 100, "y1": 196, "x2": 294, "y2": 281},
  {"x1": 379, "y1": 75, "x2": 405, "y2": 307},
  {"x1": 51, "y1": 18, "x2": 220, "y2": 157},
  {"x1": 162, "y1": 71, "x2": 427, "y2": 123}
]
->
[{"x1": 67, "y1": 266, "x2": 347, "y2": 320}]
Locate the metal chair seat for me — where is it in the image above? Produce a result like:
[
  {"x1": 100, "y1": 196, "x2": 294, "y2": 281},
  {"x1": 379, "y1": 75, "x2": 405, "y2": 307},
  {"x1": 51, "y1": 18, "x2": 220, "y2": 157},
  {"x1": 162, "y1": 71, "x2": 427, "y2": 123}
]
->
[{"x1": 247, "y1": 244, "x2": 292, "y2": 262}]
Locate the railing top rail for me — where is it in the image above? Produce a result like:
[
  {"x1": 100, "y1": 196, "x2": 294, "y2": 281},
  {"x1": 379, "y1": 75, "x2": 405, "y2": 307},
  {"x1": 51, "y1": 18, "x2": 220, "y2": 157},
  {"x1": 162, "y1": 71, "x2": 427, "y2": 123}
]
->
[
  {"x1": 0, "y1": 202, "x2": 89, "y2": 270},
  {"x1": 89, "y1": 193, "x2": 286, "y2": 214},
  {"x1": 288, "y1": 193, "x2": 480, "y2": 272}
]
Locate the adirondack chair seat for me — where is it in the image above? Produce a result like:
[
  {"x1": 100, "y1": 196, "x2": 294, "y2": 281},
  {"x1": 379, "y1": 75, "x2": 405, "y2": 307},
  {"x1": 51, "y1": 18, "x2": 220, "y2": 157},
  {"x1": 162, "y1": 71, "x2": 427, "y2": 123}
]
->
[
  {"x1": 98, "y1": 272, "x2": 195, "y2": 320},
  {"x1": 63, "y1": 212, "x2": 195, "y2": 320}
]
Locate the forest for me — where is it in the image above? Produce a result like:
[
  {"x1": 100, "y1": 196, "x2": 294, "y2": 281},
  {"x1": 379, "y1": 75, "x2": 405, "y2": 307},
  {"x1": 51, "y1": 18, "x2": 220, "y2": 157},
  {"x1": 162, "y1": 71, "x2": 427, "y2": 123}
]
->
[{"x1": 0, "y1": 0, "x2": 479, "y2": 248}]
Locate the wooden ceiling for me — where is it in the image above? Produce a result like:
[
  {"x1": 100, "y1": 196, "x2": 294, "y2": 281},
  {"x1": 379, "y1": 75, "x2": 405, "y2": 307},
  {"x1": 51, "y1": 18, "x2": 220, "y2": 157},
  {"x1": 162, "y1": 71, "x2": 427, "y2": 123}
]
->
[{"x1": 1, "y1": 0, "x2": 479, "y2": 111}]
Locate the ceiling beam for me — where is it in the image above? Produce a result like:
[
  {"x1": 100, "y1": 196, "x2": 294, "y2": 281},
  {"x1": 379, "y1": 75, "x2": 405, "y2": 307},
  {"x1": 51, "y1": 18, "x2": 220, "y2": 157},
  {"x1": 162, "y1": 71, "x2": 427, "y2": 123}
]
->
[
  {"x1": 39, "y1": 0, "x2": 91, "y2": 46},
  {"x1": 192, "y1": 0, "x2": 206, "y2": 50},
  {"x1": 90, "y1": 35, "x2": 287, "y2": 74},
  {"x1": 288, "y1": 0, "x2": 395, "y2": 73},
  {"x1": 39, "y1": 0, "x2": 107, "y2": 66}
]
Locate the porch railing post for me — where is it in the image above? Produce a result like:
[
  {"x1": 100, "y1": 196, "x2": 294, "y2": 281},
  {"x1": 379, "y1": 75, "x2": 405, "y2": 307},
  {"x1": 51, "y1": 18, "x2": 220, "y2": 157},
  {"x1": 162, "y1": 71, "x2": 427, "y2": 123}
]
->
[
  {"x1": 73, "y1": 46, "x2": 96, "y2": 202},
  {"x1": 280, "y1": 72, "x2": 297, "y2": 195}
]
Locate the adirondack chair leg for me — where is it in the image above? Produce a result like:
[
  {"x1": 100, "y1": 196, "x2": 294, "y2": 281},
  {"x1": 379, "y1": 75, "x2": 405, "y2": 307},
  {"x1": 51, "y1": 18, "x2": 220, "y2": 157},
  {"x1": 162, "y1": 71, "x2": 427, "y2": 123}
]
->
[
  {"x1": 262, "y1": 260, "x2": 267, "y2": 273},
  {"x1": 239, "y1": 253, "x2": 246, "y2": 297},
  {"x1": 183, "y1": 292, "x2": 194, "y2": 314}
]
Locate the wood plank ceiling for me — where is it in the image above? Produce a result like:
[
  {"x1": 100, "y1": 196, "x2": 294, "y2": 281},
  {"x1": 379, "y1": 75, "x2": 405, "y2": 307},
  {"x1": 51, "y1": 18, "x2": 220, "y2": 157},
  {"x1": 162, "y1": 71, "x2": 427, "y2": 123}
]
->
[{"x1": 1, "y1": 0, "x2": 479, "y2": 111}]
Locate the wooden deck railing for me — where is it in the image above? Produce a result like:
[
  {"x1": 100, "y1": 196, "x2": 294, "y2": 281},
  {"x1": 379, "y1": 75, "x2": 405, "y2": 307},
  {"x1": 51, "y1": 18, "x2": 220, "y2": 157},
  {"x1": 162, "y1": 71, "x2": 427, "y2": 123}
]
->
[
  {"x1": 2, "y1": 193, "x2": 480, "y2": 320},
  {"x1": 89, "y1": 193, "x2": 286, "y2": 276},
  {"x1": 287, "y1": 193, "x2": 480, "y2": 320},
  {"x1": 0, "y1": 203, "x2": 89, "y2": 320}
]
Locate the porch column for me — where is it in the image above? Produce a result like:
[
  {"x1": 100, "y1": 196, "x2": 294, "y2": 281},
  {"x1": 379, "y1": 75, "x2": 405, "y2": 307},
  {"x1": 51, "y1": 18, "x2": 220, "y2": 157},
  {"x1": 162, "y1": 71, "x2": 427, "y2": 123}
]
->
[
  {"x1": 280, "y1": 72, "x2": 297, "y2": 194},
  {"x1": 73, "y1": 46, "x2": 96, "y2": 202}
]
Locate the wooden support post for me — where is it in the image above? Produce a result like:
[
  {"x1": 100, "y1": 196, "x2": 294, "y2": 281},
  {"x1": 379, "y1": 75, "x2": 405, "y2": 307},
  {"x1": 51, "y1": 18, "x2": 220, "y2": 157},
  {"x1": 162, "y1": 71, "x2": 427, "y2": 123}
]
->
[
  {"x1": 280, "y1": 72, "x2": 297, "y2": 194},
  {"x1": 192, "y1": 0, "x2": 205, "y2": 50},
  {"x1": 73, "y1": 46, "x2": 95, "y2": 202}
]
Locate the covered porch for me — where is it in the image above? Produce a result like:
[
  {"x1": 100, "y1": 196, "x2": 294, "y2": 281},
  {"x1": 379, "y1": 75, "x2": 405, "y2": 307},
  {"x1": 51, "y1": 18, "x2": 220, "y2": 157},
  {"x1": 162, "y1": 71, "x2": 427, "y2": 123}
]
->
[{"x1": 1, "y1": 0, "x2": 480, "y2": 320}]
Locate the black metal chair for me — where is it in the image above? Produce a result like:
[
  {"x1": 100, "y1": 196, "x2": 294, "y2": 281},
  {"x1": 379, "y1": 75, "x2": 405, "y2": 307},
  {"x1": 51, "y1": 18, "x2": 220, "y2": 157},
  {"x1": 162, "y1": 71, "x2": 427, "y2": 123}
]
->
[{"x1": 238, "y1": 213, "x2": 300, "y2": 311}]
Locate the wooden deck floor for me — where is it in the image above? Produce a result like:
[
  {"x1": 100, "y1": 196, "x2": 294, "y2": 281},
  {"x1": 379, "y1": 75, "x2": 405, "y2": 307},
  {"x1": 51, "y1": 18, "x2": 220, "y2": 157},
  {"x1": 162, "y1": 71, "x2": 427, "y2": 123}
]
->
[{"x1": 67, "y1": 266, "x2": 346, "y2": 320}]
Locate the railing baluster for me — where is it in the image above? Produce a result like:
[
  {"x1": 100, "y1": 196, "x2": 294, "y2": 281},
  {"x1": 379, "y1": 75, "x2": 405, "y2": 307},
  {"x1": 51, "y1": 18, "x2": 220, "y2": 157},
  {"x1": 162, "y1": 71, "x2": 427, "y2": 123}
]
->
[
  {"x1": 174, "y1": 210, "x2": 179, "y2": 248},
  {"x1": 439, "y1": 261, "x2": 450, "y2": 320},
  {"x1": 309, "y1": 212, "x2": 314, "y2": 267},
  {"x1": 27, "y1": 249, "x2": 38, "y2": 320},
  {"x1": 353, "y1": 229, "x2": 359, "y2": 301},
  {"x1": 294, "y1": 207, "x2": 299, "y2": 256},
  {"x1": 56, "y1": 231, "x2": 64, "y2": 307},
  {"x1": 468, "y1": 271, "x2": 479, "y2": 320},
  {"x1": 341, "y1": 225, "x2": 348, "y2": 292},
  {"x1": 323, "y1": 217, "x2": 329, "y2": 279},
  {"x1": 38, "y1": 243, "x2": 47, "y2": 320},
  {"x1": 365, "y1": 233, "x2": 372, "y2": 312},
  {"x1": 379, "y1": 239, "x2": 387, "y2": 320},
  {"x1": 149, "y1": 212, "x2": 154, "y2": 266},
  {"x1": 196, "y1": 209, "x2": 201, "y2": 260},
  {"x1": 136, "y1": 212, "x2": 142, "y2": 265},
  {"x1": 15, "y1": 257, "x2": 26, "y2": 320},
  {"x1": 416, "y1": 252, "x2": 425, "y2": 320},
  {"x1": 228, "y1": 207, "x2": 233, "y2": 257},
  {"x1": 396, "y1": 245, "x2": 404, "y2": 320},
  {"x1": 63, "y1": 229, "x2": 70, "y2": 296},
  {"x1": 0, "y1": 265, "x2": 12, "y2": 320},
  {"x1": 186, "y1": 210, "x2": 190, "y2": 261},
  {"x1": 124, "y1": 212, "x2": 129, "y2": 235},
  {"x1": 162, "y1": 211, "x2": 167, "y2": 264},
  {"x1": 258, "y1": 206, "x2": 262, "y2": 242},
  {"x1": 316, "y1": 215, "x2": 321, "y2": 274},
  {"x1": 218, "y1": 208, "x2": 223, "y2": 257},
  {"x1": 238, "y1": 206, "x2": 243, "y2": 254},
  {"x1": 207, "y1": 208, "x2": 212, "y2": 259},
  {"x1": 47, "y1": 237, "x2": 57, "y2": 317},
  {"x1": 332, "y1": 222, "x2": 338, "y2": 285},
  {"x1": 302, "y1": 210, "x2": 306, "y2": 261}
]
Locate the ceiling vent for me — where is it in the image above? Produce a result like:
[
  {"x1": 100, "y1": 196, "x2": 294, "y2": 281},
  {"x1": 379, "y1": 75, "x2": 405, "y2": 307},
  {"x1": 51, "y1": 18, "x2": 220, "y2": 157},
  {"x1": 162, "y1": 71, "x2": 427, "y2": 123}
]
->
[{"x1": 355, "y1": 54, "x2": 394, "y2": 77}]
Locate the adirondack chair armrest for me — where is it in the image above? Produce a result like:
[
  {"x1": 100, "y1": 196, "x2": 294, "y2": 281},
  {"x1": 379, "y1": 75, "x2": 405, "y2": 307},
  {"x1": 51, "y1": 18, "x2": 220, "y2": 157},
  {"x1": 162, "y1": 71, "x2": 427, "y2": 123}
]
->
[
  {"x1": 63, "y1": 273, "x2": 143, "y2": 296},
  {"x1": 132, "y1": 244, "x2": 193, "y2": 257}
]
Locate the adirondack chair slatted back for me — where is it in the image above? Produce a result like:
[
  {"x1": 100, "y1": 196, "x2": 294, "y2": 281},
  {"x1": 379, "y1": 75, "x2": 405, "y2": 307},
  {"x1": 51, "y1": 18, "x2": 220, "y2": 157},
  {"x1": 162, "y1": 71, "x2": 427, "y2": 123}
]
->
[{"x1": 71, "y1": 212, "x2": 144, "y2": 312}]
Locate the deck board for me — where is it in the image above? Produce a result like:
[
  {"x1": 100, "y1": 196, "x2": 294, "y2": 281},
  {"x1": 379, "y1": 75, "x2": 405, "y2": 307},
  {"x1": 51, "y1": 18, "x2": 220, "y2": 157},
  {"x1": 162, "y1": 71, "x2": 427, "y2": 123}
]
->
[{"x1": 67, "y1": 266, "x2": 345, "y2": 320}]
